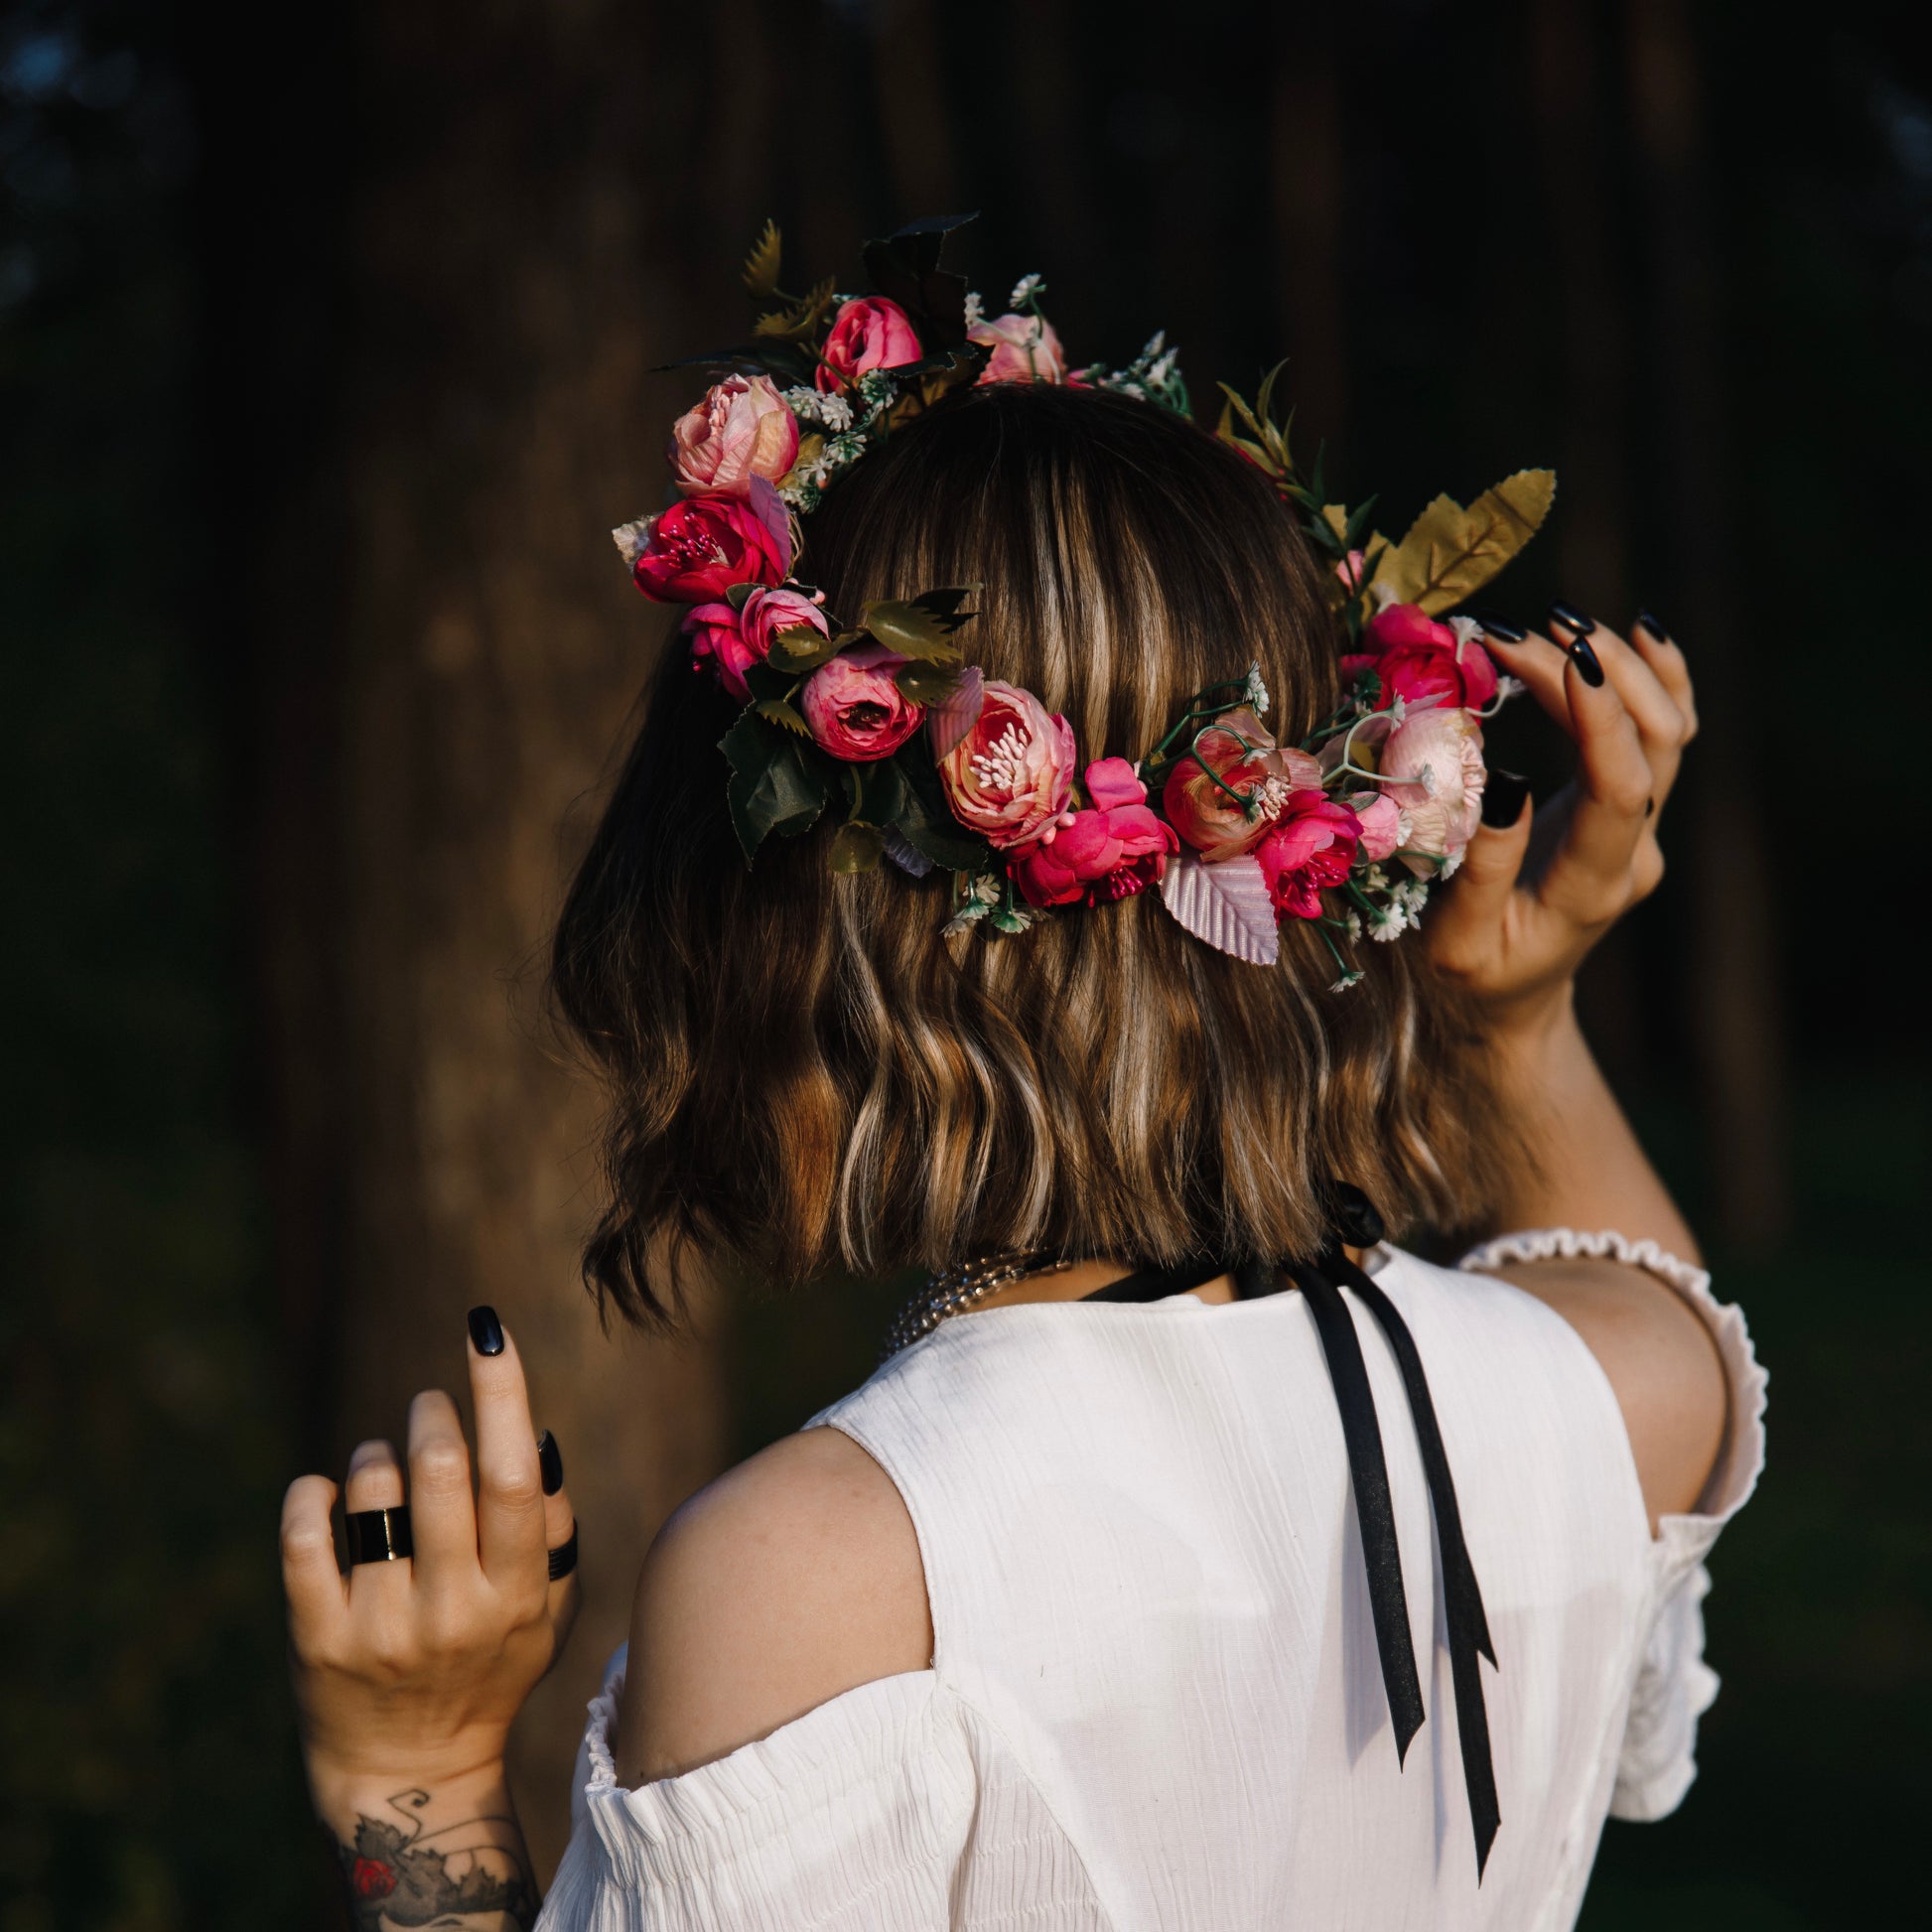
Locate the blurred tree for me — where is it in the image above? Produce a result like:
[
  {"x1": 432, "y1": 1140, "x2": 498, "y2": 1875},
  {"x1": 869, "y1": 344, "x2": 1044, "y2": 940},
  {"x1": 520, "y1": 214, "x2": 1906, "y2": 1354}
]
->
[{"x1": 200, "y1": 0, "x2": 736, "y2": 1882}]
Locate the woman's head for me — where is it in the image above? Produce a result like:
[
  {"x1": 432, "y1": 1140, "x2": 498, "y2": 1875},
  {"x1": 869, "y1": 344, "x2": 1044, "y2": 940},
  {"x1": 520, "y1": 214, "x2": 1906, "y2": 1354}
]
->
[{"x1": 552, "y1": 383, "x2": 1507, "y2": 1327}]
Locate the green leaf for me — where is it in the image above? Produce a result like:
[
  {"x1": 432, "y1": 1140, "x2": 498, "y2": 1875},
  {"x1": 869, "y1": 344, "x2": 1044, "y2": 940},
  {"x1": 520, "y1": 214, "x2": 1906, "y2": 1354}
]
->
[
  {"x1": 861, "y1": 213, "x2": 977, "y2": 350},
  {"x1": 725, "y1": 581, "x2": 760, "y2": 613},
  {"x1": 765, "y1": 624, "x2": 845, "y2": 674},
  {"x1": 894, "y1": 750, "x2": 988, "y2": 870},
  {"x1": 894, "y1": 658, "x2": 964, "y2": 705},
  {"x1": 855, "y1": 757, "x2": 907, "y2": 828},
  {"x1": 742, "y1": 218, "x2": 782, "y2": 301},
  {"x1": 720, "y1": 713, "x2": 828, "y2": 864},
  {"x1": 753, "y1": 276, "x2": 838, "y2": 343},
  {"x1": 861, "y1": 598, "x2": 968, "y2": 662},
  {"x1": 829, "y1": 822, "x2": 887, "y2": 873},
  {"x1": 755, "y1": 697, "x2": 811, "y2": 737}
]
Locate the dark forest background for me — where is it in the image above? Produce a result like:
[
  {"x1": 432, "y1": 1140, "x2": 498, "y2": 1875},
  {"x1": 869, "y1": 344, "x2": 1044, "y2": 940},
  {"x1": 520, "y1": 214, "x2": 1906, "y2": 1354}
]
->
[{"x1": 3, "y1": 0, "x2": 1927, "y2": 1926}]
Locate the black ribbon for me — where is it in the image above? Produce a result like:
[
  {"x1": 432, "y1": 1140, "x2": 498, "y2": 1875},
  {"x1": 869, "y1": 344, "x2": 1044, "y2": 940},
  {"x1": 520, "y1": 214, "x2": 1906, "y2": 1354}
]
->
[{"x1": 1081, "y1": 1249, "x2": 1500, "y2": 1879}]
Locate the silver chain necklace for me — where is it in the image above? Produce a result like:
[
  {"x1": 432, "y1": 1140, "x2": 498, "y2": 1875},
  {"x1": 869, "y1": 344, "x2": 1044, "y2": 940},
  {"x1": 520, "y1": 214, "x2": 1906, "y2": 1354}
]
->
[{"x1": 881, "y1": 1252, "x2": 1072, "y2": 1362}]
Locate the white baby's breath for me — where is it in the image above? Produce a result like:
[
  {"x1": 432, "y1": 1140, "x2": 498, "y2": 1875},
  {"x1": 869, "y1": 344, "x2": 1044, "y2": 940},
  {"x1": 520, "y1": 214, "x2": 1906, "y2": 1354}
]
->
[
  {"x1": 1010, "y1": 272, "x2": 1043, "y2": 308},
  {"x1": 963, "y1": 290, "x2": 984, "y2": 329}
]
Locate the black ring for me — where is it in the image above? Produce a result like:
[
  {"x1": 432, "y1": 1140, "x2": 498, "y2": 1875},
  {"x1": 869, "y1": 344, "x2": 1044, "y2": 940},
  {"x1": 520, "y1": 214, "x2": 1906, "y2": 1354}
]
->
[
  {"x1": 345, "y1": 1505, "x2": 413, "y2": 1566},
  {"x1": 547, "y1": 1524, "x2": 579, "y2": 1582}
]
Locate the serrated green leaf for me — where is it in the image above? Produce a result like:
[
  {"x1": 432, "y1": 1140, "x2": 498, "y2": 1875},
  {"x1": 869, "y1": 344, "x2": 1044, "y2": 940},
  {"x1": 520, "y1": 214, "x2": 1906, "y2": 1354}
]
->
[
  {"x1": 1378, "y1": 470, "x2": 1558, "y2": 613},
  {"x1": 725, "y1": 581, "x2": 759, "y2": 612},
  {"x1": 755, "y1": 697, "x2": 811, "y2": 737},
  {"x1": 861, "y1": 598, "x2": 967, "y2": 662},
  {"x1": 895, "y1": 658, "x2": 963, "y2": 705},
  {"x1": 765, "y1": 623, "x2": 845, "y2": 674},
  {"x1": 742, "y1": 218, "x2": 782, "y2": 300},
  {"x1": 720, "y1": 715, "x2": 828, "y2": 863},
  {"x1": 829, "y1": 821, "x2": 887, "y2": 874},
  {"x1": 754, "y1": 276, "x2": 837, "y2": 343}
]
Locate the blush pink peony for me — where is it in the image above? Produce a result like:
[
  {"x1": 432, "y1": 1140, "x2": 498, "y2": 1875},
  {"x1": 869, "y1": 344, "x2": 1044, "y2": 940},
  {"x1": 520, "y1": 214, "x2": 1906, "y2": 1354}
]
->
[
  {"x1": 1340, "y1": 601, "x2": 1499, "y2": 712},
  {"x1": 1381, "y1": 705, "x2": 1487, "y2": 872},
  {"x1": 938, "y1": 680, "x2": 1078, "y2": 850},
  {"x1": 1007, "y1": 759, "x2": 1179, "y2": 908},
  {"x1": 1160, "y1": 707, "x2": 1323, "y2": 863},
  {"x1": 815, "y1": 296, "x2": 923, "y2": 395},
  {"x1": 798, "y1": 642, "x2": 924, "y2": 761},
  {"x1": 630, "y1": 478, "x2": 792, "y2": 604},
  {"x1": 669, "y1": 373, "x2": 800, "y2": 497},
  {"x1": 1255, "y1": 791, "x2": 1363, "y2": 919},
  {"x1": 683, "y1": 585, "x2": 828, "y2": 702},
  {"x1": 969, "y1": 311, "x2": 1068, "y2": 385}
]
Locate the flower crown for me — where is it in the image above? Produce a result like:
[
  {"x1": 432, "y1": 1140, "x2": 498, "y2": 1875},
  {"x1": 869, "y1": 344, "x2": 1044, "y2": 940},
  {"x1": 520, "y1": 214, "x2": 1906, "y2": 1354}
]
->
[{"x1": 614, "y1": 215, "x2": 1554, "y2": 984}]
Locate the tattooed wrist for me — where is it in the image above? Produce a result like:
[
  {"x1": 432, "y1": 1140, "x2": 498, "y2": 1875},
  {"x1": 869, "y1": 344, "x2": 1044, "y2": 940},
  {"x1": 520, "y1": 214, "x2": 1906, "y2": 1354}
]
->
[{"x1": 327, "y1": 1781, "x2": 537, "y2": 1931}]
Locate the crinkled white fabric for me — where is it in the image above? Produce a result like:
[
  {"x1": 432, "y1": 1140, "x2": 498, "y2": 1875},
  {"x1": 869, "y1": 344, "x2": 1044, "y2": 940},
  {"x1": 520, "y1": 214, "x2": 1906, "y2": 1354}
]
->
[{"x1": 537, "y1": 1240, "x2": 1764, "y2": 1932}]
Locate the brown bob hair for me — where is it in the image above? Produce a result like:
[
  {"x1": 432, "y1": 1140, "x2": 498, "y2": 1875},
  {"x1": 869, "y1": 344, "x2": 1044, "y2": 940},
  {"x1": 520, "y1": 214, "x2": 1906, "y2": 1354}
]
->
[{"x1": 551, "y1": 383, "x2": 1507, "y2": 1330}]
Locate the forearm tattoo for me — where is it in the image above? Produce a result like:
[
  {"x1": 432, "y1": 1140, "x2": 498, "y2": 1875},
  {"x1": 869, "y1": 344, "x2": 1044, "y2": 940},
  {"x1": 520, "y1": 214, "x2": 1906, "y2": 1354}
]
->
[{"x1": 333, "y1": 1787, "x2": 537, "y2": 1930}]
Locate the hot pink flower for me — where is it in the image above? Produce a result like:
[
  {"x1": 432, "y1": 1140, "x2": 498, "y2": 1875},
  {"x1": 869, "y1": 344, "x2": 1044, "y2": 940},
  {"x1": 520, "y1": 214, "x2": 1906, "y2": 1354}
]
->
[
  {"x1": 1381, "y1": 705, "x2": 1487, "y2": 873},
  {"x1": 938, "y1": 680, "x2": 1078, "y2": 850},
  {"x1": 1255, "y1": 791, "x2": 1363, "y2": 919},
  {"x1": 683, "y1": 585, "x2": 828, "y2": 702},
  {"x1": 1007, "y1": 759, "x2": 1179, "y2": 908},
  {"x1": 630, "y1": 479, "x2": 791, "y2": 603},
  {"x1": 815, "y1": 296, "x2": 923, "y2": 395},
  {"x1": 669, "y1": 373, "x2": 800, "y2": 496},
  {"x1": 969, "y1": 311, "x2": 1068, "y2": 385},
  {"x1": 1351, "y1": 791, "x2": 1405, "y2": 863},
  {"x1": 1340, "y1": 601, "x2": 1499, "y2": 712},
  {"x1": 798, "y1": 642, "x2": 923, "y2": 761},
  {"x1": 1160, "y1": 707, "x2": 1324, "y2": 863}
]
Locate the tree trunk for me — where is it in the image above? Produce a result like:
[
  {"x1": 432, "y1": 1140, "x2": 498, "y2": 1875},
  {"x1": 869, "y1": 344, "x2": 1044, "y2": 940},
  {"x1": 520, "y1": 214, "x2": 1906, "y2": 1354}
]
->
[{"x1": 248, "y1": 2, "x2": 734, "y2": 1879}]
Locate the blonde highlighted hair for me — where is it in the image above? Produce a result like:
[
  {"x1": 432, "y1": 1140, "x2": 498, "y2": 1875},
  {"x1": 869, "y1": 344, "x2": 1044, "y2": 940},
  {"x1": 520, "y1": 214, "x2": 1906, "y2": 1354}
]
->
[{"x1": 551, "y1": 384, "x2": 1507, "y2": 1328}]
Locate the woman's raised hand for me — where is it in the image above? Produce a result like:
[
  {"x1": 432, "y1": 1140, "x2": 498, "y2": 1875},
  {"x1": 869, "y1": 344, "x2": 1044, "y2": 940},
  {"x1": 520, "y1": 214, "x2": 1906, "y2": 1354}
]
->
[
  {"x1": 280, "y1": 1309, "x2": 580, "y2": 1800},
  {"x1": 1426, "y1": 612, "x2": 1697, "y2": 1024}
]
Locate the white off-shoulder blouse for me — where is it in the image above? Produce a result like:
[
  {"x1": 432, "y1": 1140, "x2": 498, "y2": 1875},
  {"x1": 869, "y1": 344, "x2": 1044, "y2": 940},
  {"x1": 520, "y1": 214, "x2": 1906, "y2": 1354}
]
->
[{"x1": 537, "y1": 1235, "x2": 1765, "y2": 1931}]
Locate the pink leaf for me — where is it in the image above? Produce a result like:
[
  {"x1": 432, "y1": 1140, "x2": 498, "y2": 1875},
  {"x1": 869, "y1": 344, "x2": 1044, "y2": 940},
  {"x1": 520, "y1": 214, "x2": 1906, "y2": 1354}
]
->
[
  {"x1": 927, "y1": 663, "x2": 985, "y2": 760},
  {"x1": 1159, "y1": 851, "x2": 1280, "y2": 965}
]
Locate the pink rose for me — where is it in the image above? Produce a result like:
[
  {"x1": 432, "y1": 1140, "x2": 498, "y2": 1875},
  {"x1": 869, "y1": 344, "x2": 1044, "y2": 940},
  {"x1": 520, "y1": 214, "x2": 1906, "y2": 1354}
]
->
[
  {"x1": 1255, "y1": 791, "x2": 1363, "y2": 920},
  {"x1": 815, "y1": 297, "x2": 923, "y2": 395},
  {"x1": 1335, "y1": 549, "x2": 1368, "y2": 593},
  {"x1": 1340, "y1": 602, "x2": 1499, "y2": 712},
  {"x1": 969, "y1": 312, "x2": 1067, "y2": 385},
  {"x1": 669, "y1": 373, "x2": 800, "y2": 497},
  {"x1": 798, "y1": 641, "x2": 924, "y2": 761},
  {"x1": 1381, "y1": 705, "x2": 1487, "y2": 872},
  {"x1": 1160, "y1": 707, "x2": 1324, "y2": 863},
  {"x1": 684, "y1": 585, "x2": 828, "y2": 702},
  {"x1": 631, "y1": 478, "x2": 791, "y2": 603},
  {"x1": 1351, "y1": 791, "x2": 1405, "y2": 863},
  {"x1": 938, "y1": 680, "x2": 1078, "y2": 850},
  {"x1": 1008, "y1": 759, "x2": 1179, "y2": 908}
]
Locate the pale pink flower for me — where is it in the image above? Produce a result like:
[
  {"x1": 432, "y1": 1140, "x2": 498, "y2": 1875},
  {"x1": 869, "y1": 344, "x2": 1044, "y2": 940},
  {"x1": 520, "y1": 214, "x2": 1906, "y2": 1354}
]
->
[
  {"x1": 1352, "y1": 792, "x2": 1405, "y2": 863},
  {"x1": 969, "y1": 311, "x2": 1068, "y2": 385},
  {"x1": 669, "y1": 373, "x2": 800, "y2": 496},
  {"x1": 1381, "y1": 705, "x2": 1487, "y2": 873},
  {"x1": 798, "y1": 642, "x2": 923, "y2": 761},
  {"x1": 938, "y1": 680, "x2": 1077, "y2": 850}
]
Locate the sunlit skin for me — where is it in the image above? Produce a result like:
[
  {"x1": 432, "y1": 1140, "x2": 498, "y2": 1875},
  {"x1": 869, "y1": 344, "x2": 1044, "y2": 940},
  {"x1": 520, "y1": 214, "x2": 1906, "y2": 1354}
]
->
[{"x1": 282, "y1": 612, "x2": 1724, "y2": 1914}]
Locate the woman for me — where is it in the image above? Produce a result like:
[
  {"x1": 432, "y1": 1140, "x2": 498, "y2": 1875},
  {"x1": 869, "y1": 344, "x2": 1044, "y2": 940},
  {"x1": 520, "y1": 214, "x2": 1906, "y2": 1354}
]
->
[{"x1": 280, "y1": 370, "x2": 1762, "y2": 1929}]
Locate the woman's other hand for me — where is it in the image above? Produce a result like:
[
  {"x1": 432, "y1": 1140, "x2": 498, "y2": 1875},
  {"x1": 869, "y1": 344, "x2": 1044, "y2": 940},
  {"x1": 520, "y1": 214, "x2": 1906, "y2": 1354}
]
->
[
  {"x1": 1427, "y1": 612, "x2": 1696, "y2": 1029},
  {"x1": 280, "y1": 1308, "x2": 579, "y2": 1805}
]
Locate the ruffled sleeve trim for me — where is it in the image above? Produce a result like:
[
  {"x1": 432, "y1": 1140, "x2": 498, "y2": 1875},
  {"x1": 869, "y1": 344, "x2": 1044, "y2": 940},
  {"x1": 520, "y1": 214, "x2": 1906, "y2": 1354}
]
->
[{"x1": 551, "y1": 1647, "x2": 975, "y2": 1917}]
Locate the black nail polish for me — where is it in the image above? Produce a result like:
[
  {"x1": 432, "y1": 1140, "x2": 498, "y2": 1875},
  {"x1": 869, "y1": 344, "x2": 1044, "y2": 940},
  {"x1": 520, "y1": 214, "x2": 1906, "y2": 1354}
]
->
[
  {"x1": 1469, "y1": 609, "x2": 1527, "y2": 643},
  {"x1": 537, "y1": 1430, "x2": 564, "y2": 1495},
  {"x1": 1569, "y1": 633, "x2": 1606, "y2": 687},
  {"x1": 1481, "y1": 769, "x2": 1532, "y2": 826},
  {"x1": 1549, "y1": 599, "x2": 1596, "y2": 635},
  {"x1": 468, "y1": 1305, "x2": 505, "y2": 1356},
  {"x1": 1636, "y1": 608, "x2": 1670, "y2": 642}
]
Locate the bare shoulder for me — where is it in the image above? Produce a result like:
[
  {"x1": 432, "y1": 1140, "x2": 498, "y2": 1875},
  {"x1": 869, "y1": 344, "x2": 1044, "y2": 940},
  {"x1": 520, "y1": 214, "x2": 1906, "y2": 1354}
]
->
[
  {"x1": 614, "y1": 1425, "x2": 933, "y2": 1786},
  {"x1": 1491, "y1": 1259, "x2": 1727, "y2": 1535}
]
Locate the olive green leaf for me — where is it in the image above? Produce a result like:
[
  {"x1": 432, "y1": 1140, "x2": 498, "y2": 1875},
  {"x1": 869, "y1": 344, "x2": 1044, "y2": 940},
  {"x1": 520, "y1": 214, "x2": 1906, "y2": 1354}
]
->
[
  {"x1": 743, "y1": 218, "x2": 782, "y2": 301},
  {"x1": 894, "y1": 658, "x2": 964, "y2": 705},
  {"x1": 765, "y1": 623, "x2": 847, "y2": 674},
  {"x1": 1377, "y1": 471, "x2": 1558, "y2": 614},
  {"x1": 1214, "y1": 362, "x2": 1296, "y2": 485},
  {"x1": 861, "y1": 588, "x2": 976, "y2": 661},
  {"x1": 829, "y1": 822, "x2": 887, "y2": 873},
  {"x1": 894, "y1": 748, "x2": 988, "y2": 870},
  {"x1": 754, "y1": 276, "x2": 838, "y2": 343},
  {"x1": 754, "y1": 697, "x2": 811, "y2": 737}
]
